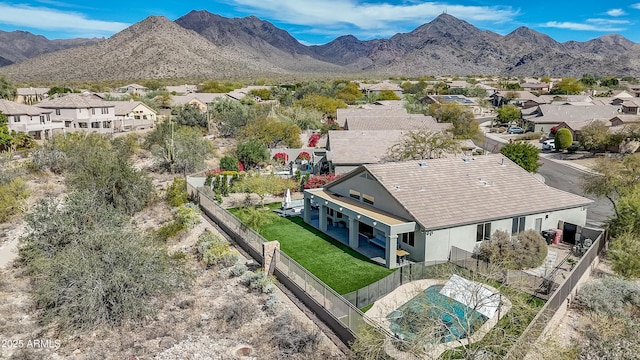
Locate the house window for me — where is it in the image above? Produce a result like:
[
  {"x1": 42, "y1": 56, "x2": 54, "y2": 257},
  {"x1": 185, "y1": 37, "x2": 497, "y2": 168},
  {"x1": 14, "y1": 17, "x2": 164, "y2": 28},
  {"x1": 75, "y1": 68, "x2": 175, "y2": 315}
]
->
[
  {"x1": 476, "y1": 223, "x2": 491, "y2": 242},
  {"x1": 401, "y1": 232, "x2": 415, "y2": 247},
  {"x1": 12, "y1": 116, "x2": 20, "y2": 123},
  {"x1": 91, "y1": 122, "x2": 100, "y2": 128},
  {"x1": 91, "y1": 108, "x2": 95, "y2": 115},
  {"x1": 64, "y1": 121, "x2": 72, "y2": 128},
  {"x1": 336, "y1": 212, "x2": 343, "y2": 219},
  {"x1": 102, "y1": 107, "x2": 109, "y2": 114},
  {"x1": 328, "y1": 208, "x2": 334, "y2": 217},
  {"x1": 103, "y1": 121, "x2": 111, "y2": 128},
  {"x1": 512, "y1": 216, "x2": 526, "y2": 234},
  {"x1": 55, "y1": 109, "x2": 61, "y2": 115},
  {"x1": 40, "y1": 115, "x2": 45, "y2": 124},
  {"x1": 79, "y1": 122, "x2": 88, "y2": 128},
  {"x1": 363, "y1": 194, "x2": 374, "y2": 205},
  {"x1": 349, "y1": 189, "x2": 360, "y2": 200}
]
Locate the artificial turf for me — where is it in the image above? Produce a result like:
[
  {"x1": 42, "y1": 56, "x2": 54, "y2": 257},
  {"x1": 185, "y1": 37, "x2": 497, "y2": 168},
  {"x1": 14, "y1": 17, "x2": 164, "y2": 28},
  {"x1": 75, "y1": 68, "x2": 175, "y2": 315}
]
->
[{"x1": 230, "y1": 206, "x2": 395, "y2": 294}]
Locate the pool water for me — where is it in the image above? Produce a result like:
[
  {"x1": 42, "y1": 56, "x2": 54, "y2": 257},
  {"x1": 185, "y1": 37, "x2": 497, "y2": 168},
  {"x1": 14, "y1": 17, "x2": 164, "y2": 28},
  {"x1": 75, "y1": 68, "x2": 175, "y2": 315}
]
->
[{"x1": 387, "y1": 285, "x2": 488, "y2": 343}]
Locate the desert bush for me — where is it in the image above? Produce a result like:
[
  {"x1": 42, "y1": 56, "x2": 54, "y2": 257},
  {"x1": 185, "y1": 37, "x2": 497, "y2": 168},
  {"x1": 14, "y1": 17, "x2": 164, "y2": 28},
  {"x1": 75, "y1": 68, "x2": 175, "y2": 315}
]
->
[
  {"x1": 0, "y1": 178, "x2": 29, "y2": 222},
  {"x1": 29, "y1": 146, "x2": 67, "y2": 174},
  {"x1": 218, "y1": 298, "x2": 256, "y2": 330},
  {"x1": 173, "y1": 202, "x2": 200, "y2": 229},
  {"x1": 554, "y1": 128, "x2": 573, "y2": 150},
  {"x1": 478, "y1": 229, "x2": 547, "y2": 270},
  {"x1": 230, "y1": 263, "x2": 248, "y2": 277},
  {"x1": 19, "y1": 191, "x2": 191, "y2": 330},
  {"x1": 219, "y1": 155, "x2": 240, "y2": 172},
  {"x1": 166, "y1": 177, "x2": 188, "y2": 207},
  {"x1": 263, "y1": 293, "x2": 281, "y2": 316},
  {"x1": 576, "y1": 276, "x2": 640, "y2": 315},
  {"x1": 516, "y1": 132, "x2": 542, "y2": 141},
  {"x1": 196, "y1": 231, "x2": 238, "y2": 268},
  {"x1": 266, "y1": 312, "x2": 321, "y2": 357},
  {"x1": 240, "y1": 270, "x2": 276, "y2": 294}
]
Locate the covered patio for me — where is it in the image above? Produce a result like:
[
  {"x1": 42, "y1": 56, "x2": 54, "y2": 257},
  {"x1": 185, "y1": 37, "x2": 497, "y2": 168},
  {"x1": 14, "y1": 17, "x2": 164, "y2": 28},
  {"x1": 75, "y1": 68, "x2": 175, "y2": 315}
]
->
[{"x1": 304, "y1": 189, "x2": 416, "y2": 268}]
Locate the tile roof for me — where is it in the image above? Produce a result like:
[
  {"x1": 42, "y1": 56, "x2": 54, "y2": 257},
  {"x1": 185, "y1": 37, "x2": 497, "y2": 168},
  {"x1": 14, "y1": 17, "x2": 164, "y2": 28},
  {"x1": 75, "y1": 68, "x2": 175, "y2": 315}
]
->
[
  {"x1": 16, "y1": 87, "x2": 49, "y2": 96},
  {"x1": 37, "y1": 93, "x2": 113, "y2": 109},
  {"x1": 327, "y1": 130, "x2": 404, "y2": 164},
  {"x1": 0, "y1": 99, "x2": 51, "y2": 116},
  {"x1": 495, "y1": 91, "x2": 546, "y2": 103},
  {"x1": 170, "y1": 93, "x2": 227, "y2": 106},
  {"x1": 560, "y1": 118, "x2": 611, "y2": 131},
  {"x1": 525, "y1": 104, "x2": 620, "y2": 124},
  {"x1": 110, "y1": 101, "x2": 157, "y2": 116},
  {"x1": 344, "y1": 115, "x2": 450, "y2": 132},
  {"x1": 332, "y1": 155, "x2": 592, "y2": 230}
]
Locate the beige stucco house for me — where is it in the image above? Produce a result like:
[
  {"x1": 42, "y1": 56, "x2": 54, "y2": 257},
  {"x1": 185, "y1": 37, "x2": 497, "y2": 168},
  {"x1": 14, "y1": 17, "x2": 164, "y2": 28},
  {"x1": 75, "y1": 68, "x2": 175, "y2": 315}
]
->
[
  {"x1": 37, "y1": 93, "x2": 117, "y2": 134},
  {"x1": 112, "y1": 101, "x2": 157, "y2": 131},
  {"x1": 0, "y1": 99, "x2": 62, "y2": 139},
  {"x1": 303, "y1": 155, "x2": 592, "y2": 268}
]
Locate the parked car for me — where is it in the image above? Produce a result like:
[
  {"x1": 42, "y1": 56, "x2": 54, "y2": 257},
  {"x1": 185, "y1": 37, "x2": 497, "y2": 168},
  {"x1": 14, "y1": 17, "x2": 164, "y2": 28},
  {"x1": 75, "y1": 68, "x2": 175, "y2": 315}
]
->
[
  {"x1": 507, "y1": 126, "x2": 525, "y2": 134},
  {"x1": 542, "y1": 139, "x2": 555, "y2": 150}
]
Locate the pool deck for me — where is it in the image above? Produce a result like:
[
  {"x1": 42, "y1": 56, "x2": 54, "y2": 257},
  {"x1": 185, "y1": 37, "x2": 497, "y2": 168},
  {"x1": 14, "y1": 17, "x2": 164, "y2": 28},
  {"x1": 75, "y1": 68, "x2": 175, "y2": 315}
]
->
[{"x1": 365, "y1": 279, "x2": 513, "y2": 359}]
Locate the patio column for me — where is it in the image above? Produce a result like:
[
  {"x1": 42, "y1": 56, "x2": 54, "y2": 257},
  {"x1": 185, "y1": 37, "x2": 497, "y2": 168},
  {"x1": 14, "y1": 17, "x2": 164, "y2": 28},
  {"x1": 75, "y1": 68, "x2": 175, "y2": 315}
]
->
[
  {"x1": 385, "y1": 234, "x2": 398, "y2": 268},
  {"x1": 303, "y1": 197, "x2": 311, "y2": 223},
  {"x1": 319, "y1": 203, "x2": 327, "y2": 232},
  {"x1": 348, "y1": 217, "x2": 359, "y2": 249}
]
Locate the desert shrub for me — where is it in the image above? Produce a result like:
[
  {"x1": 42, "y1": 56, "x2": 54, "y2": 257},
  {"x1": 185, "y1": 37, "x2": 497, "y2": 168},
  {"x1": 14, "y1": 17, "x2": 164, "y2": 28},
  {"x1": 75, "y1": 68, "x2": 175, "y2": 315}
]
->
[
  {"x1": 166, "y1": 177, "x2": 188, "y2": 207},
  {"x1": 219, "y1": 155, "x2": 240, "y2": 172},
  {"x1": 173, "y1": 202, "x2": 200, "y2": 229},
  {"x1": 576, "y1": 276, "x2": 640, "y2": 315},
  {"x1": 266, "y1": 312, "x2": 322, "y2": 356},
  {"x1": 0, "y1": 178, "x2": 29, "y2": 222},
  {"x1": 554, "y1": 128, "x2": 573, "y2": 150},
  {"x1": 263, "y1": 293, "x2": 281, "y2": 316},
  {"x1": 230, "y1": 263, "x2": 248, "y2": 277},
  {"x1": 478, "y1": 229, "x2": 547, "y2": 270},
  {"x1": 29, "y1": 146, "x2": 67, "y2": 174},
  {"x1": 196, "y1": 231, "x2": 238, "y2": 268},
  {"x1": 240, "y1": 270, "x2": 276, "y2": 294},
  {"x1": 516, "y1": 132, "x2": 542, "y2": 141},
  {"x1": 18, "y1": 191, "x2": 190, "y2": 330},
  {"x1": 218, "y1": 298, "x2": 256, "y2": 329},
  {"x1": 153, "y1": 219, "x2": 185, "y2": 241}
]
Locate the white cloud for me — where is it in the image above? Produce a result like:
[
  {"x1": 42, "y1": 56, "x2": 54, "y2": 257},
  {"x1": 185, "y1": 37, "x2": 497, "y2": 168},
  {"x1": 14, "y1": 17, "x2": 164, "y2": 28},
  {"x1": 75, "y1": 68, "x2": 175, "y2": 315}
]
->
[
  {"x1": 228, "y1": 0, "x2": 518, "y2": 39},
  {"x1": 587, "y1": 18, "x2": 630, "y2": 25},
  {"x1": 631, "y1": 3, "x2": 640, "y2": 10},
  {"x1": 606, "y1": 8, "x2": 625, "y2": 16},
  {"x1": 540, "y1": 21, "x2": 624, "y2": 32},
  {"x1": 0, "y1": 3, "x2": 129, "y2": 37}
]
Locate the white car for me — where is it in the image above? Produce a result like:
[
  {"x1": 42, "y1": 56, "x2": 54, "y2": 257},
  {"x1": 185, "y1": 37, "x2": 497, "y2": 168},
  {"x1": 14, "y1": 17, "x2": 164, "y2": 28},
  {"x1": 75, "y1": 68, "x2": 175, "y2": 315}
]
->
[{"x1": 542, "y1": 139, "x2": 555, "y2": 150}]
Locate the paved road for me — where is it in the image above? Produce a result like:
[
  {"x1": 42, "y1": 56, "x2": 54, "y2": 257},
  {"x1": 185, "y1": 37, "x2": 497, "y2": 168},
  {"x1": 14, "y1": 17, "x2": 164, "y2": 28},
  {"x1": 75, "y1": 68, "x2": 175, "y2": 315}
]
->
[{"x1": 477, "y1": 134, "x2": 615, "y2": 228}]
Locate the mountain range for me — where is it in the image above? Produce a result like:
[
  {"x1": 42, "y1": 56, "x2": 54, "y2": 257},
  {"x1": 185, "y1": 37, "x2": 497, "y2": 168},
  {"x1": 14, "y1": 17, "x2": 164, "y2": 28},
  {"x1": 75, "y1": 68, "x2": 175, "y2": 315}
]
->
[{"x1": 1, "y1": 10, "x2": 639, "y2": 82}]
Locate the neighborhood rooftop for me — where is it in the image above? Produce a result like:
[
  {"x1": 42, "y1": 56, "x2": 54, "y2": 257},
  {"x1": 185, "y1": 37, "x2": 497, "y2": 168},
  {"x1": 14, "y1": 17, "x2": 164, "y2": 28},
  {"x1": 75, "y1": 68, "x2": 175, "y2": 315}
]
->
[
  {"x1": 0, "y1": 99, "x2": 51, "y2": 116},
  {"x1": 525, "y1": 104, "x2": 620, "y2": 123},
  {"x1": 37, "y1": 93, "x2": 113, "y2": 108},
  {"x1": 356, "y1": 155, "x2": 592, "y2": 230}
]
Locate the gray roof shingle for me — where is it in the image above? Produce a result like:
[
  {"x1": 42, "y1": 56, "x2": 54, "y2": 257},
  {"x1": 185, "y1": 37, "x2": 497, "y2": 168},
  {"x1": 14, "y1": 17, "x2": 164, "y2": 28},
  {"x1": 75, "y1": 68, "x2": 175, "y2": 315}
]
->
[
  {"x1": 525, "y1": 104, "x2": 620, "y2": 124},
  {"x1": 0, "y1": 99, "x2": 51, "y2": 116},
  {"x1": 37, "y1": 93, "x2": 113, "y2": 109}
]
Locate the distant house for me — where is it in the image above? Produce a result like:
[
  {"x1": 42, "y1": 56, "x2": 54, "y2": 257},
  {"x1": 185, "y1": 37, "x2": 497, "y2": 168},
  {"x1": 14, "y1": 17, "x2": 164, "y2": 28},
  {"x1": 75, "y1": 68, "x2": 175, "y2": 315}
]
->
[
  {"x1": 111, "y1": 101, "x2": 157, "y2": 131},
  {"x1": 420, "y1": 94, "x2": 483, "y2": 115},
  {"x1": 556, "y1": 118, "x2": 611, "y2": 141},
  {"x1": 609, "y1": 114, "x2": 640, "y2": 127},
  {"x1": 165, "y1": 84, "x2": 198, "y2": 95},
  {"x1": 359, "y1": 82, "x2": 403, "y2": 99},
  {"x1": 302, "y1": 155, "x2": 592, "y2": 268},
  {"x1": 37, "y1": 93, "x2": 117, "y2": 134},
  {"x1": 226, "y1": 86, "x2": 273, "y2": 102},
  {"x1": 491, "y1": 91, "x2": 546, "y2": 109},
  {"x1": 520, "y1": 82, "x2": 551, "y2": 93},
  {"x1": 170, "y1": 93, "x2": 227, "y2": 112},
  {"x1": 523, "y1": 104, "x2": 619, "y2": 133},
  {"x1": 117, "y1": 84, "x2": 148, "y2": 95},
  {"x1": 0, "y1": 99, "x2": 62, "y2": 139},
  {"x1": 621, "y1": 100, "x2": 640, "y2": 115},
  {"x1": 336, "y1": 105, "x2": 449, "y2": 131},
  {"x1": 15, "y1": 87, "x2": 50, "y2": 105}
]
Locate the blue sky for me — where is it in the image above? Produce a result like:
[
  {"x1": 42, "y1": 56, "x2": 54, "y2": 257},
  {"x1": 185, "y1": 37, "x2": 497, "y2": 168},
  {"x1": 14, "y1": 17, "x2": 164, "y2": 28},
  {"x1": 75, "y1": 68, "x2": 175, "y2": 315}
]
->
[{"x1": 1, "y1": 1, "x2": 640, "y2": 45}]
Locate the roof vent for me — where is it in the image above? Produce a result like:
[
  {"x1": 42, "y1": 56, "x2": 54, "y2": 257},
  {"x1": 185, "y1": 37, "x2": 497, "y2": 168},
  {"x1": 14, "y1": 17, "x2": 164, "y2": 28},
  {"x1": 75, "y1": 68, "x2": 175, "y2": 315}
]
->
[
  {"x1": 394, "y1": 185, "x2": 401, "y2": 190},
  {"x1": 418, "y1": 162, "x2": 427, "y2": 168}
]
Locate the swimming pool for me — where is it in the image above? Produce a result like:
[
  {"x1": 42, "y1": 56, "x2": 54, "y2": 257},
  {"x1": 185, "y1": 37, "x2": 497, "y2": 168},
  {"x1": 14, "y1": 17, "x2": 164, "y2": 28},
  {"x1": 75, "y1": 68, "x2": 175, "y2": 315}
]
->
[{"x1": 387, "y1": 285, "x2": 488, "y2": 343}]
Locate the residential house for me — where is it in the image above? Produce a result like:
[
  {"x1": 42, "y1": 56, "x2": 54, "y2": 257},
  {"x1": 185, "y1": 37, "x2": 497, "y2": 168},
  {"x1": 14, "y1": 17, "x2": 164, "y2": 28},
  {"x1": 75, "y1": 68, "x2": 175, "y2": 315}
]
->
[
  {"x1": 0, "y1": 99, "x2": 62, "y2": 139},
  {"x1": 170, "y1": 93, "x2": 227, "y2": 112},
  {"x1": 117, "y1": 84, "x2": 148, "y2": 96},
  {"x1": 621, "y1": 100, "x2": 640, "y2": 115},
  {"x1": 37, "y1": 93, "x2": 117, "y2": 134},
  {"x1": 112, "y1": 101, "x2": 157, "y2": 131},
  {"x1": 165, "y1": 84, "x2": 198, "y2": 95},
  {"x1": 556, "y1": 118, "x2": 611, "y2": 141},
  {"x1": 491, "y1": 91, "x2": 546, "y2": 109},
  {"x1": 15, "y1": 87, "x2": 49, "y2": 105},
  {"x1": 523, "y1": 104, "x2": 619, "y2": 133},
  {"x1": 539, "y1": 95, "x2": 593, "y2": 106},
  {"x1": 226, "y1": 86, "x2": 273, "y2": 102},
  {"x1": 627, "y1": 84, "x2": 640, "y2": 97},
  {"x1": 609, "y1": 115, "x2": 640, "y2": 127},
  {"x1": 303, "y1": 155, "x2": 592, "y2": 268},
  {"x1": 359, "y1": 82, "x2": 403, "y2": 99},
  {"x1": 420, "y1": 94, "x2": 483, "y2": 116},
  {"x1": 521, "y1": 82, "x2": 551, "y2": 93}
]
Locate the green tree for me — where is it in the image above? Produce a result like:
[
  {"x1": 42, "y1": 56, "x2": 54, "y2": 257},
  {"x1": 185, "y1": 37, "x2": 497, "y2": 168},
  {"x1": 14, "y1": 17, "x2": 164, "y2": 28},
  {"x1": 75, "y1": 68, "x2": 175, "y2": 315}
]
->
[
  {"x1": 550, "y1": 78, "x2": 584, "y2": 95},
  {"x1": 377, "y1": 89, "x2": 401, "y2": 100},
  {"x1": 19, "y1": 191, "x2": 191, "y2": 330},
  {"x1": 0, "y1": 178, "x2": 29, "y2": 222},
  {"x1": 386, "y1": 130, "x2": 460, "y2": 161},
  {"x1": 172, "y1": 103, "x2": 207, "y2": 127},
  {"x1": 294, "y1": 94, "x2": 347, "y2": 117},
  {"x1": 219, "y1": 155, "x2": 240, "y2": 171},
  {"x1": 580, "y1": 120, "x2": 611, "y2": 153},
  {"x1": 149, "y1": 124, "x2": 213, "y2": 175},
  {"x1": 429, "y1": 102, "x2": 481, "y2": 140},
  {"x1": 495, "y1": 104, "x2": 522, "y2": 125},
  {"x1": 209, "y1": 98, "x2": 250, "y2": 137},
  {"x1": 275, "y1": 106, "x2": 323, "y2": 130},
  {"x1": 0, "y1": 75, "x2": 17, "y2": 100},
  {"x1": 248, "y1": 88, "x2": 272, "y2": 101},
  {"x1": 334, "y1": 82, "x2": 364, "y2": 104},
  {"x1": 609, "y1": 230, "x2": 640, "y2": 278},
  {"x1": 238, "y1": 117, "x2": 302, "y2": 148},
  {"x1": 600, "y1": 77, "x2": 619, "y2": 88},
  {"x1": 233, "y1": 172, "x2": 290, "y2": 209},
  {"x1": 236, "y1": 138, "x2": 269, "y2": 169},
  {"x1": 554, "y1": 128, "x2": 573, "y2": 150},
  {"x1": 500, "y1": 142, "x2": 542, "y2": 173},
  {"x1": 579, "y1": 75, "x2": 597, "y2": 87}
]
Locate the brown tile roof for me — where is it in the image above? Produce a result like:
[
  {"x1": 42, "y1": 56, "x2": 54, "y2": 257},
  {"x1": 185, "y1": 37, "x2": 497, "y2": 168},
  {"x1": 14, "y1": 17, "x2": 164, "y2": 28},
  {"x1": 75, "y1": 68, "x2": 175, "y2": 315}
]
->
[
  {"x1": 0, "y1": 99, "x2": 51, "y2": 116},
  {"x1": 525, "y1": 104, "x2": 620, "y2": 124},
  {"x1": 344, "y1": 115, "x2": 450, "y2": 132},
  {"x1": 327, "y1": 130, "x2": 404, "y2": 164},
  {"x1": 332, "y1": 155, "x2": 592, "y2": 230},
  {"x1": 111, "y1": 101, "x2": 157, "y2": 116}
]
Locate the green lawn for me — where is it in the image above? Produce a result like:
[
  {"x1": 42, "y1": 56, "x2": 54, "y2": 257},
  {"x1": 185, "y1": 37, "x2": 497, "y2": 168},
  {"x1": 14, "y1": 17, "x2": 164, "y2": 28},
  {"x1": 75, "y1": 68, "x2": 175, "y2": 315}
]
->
[{"x1": 230, "y1": 205, "x2": 395, "y2": 294}]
